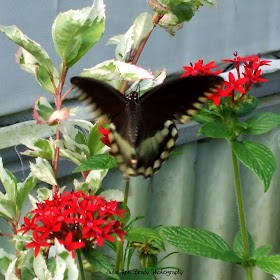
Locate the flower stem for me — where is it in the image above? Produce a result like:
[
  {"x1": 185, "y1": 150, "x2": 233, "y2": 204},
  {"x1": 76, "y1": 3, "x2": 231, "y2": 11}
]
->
[
  {"x1": 115, "y1": 178, "x2": 130, "y2": 271},
  {"x1": 76, "y1": 249, "x2": 86, "y2": 280},
  {"x1": 231, "y1": 143, "x2": 252, "y2": 279}
]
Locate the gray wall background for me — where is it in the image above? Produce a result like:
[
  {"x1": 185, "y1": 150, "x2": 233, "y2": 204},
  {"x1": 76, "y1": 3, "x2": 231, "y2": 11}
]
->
[{"x1": 1, "y1": 1, "x2": 280, "y2": 280}]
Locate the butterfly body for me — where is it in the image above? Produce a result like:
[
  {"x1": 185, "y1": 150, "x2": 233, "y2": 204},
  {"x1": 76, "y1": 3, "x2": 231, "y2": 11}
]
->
[{"x1": 71, "y1": 75, "x2": 224, "y2": 178}]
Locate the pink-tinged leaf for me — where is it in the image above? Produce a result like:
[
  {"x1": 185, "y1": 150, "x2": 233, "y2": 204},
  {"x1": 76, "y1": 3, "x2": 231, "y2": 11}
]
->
[
  {"x1": 33, "y1": 97, "x2": 54, "y2": 124},
  {"x1": 147, "y1": 0, "x2": 169, "y2": 14},
  {"x1": 47, "y1": 108, "x2": 70, "y2": 125},
  {"x1": 33, "y1": 97, "x2": 70, "y2": 125},
  {"x1": 159, "y1": 14, "x2": 184, "y2": 35}
]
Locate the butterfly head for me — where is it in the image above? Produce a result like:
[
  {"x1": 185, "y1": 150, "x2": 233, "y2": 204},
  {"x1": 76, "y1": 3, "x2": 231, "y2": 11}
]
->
[{"x1": 126, "y1": 91, "x2": 139, "y2": 107}]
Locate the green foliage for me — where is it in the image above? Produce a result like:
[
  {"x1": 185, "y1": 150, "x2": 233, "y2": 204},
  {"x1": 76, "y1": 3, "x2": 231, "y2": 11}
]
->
[
  {"x1": 199, "y1": 122, "x2": 235, "y2": 138},
  {"x1": 233, "y1": 231, "x2": 255, "y2": 259},
  {"x1": 256, "y1": 255, "x2": 280, "y2": 274},
  {"x1": 241, "y1": 112, "x2": 280, "y2": 135},
  {"x1": 73, "y1": 153, "x2": 118, "y2": 173},
  {"x1": 125, "y1": 227, "x2": 166, "y2": 252},
  {"x1": 232, "y1": 141, "x2": 276, "y2": 191},
  {"x1": 159, "y1": 226, "x2": 241, "y2": 263},
  {"x1": 82, "y1": 247, "x2": 119, "y2": 279}
]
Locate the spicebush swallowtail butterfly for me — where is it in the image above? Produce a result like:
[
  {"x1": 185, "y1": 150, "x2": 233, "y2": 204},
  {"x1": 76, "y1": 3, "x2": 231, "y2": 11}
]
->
[{"x1": 71, "y1": 75, "x2": 223, "y2": 178}]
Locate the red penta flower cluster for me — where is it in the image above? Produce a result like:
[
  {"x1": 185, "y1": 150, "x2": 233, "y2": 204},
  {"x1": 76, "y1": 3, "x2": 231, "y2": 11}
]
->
[
  {"x1": 19, "y1": 191, "x2": 127, "y2": 258},
  {"x1": 181, "y1": 53, "x2": 271, "y2": 105}
]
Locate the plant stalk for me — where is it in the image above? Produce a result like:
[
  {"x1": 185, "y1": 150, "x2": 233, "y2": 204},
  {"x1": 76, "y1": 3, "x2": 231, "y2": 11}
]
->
[
  {"x1": 76, "y1": 249, "x2": 86, "y2": 280},
  {"x1": 231, "y1": 143, "x2": 252, "y2": 279},
  {"x1": 115, "y1": 178, "x2": 130, "y2": 271}
]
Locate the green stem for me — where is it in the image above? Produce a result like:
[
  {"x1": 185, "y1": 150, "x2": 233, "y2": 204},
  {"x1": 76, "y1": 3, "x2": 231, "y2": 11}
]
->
[
  {"x1": 76, "y1": 249, "x2": 86, "y2": 280},
  {"x1": 231, "y1": 143, "x2": 252, "y2": 279},
  {"x1": 115, "y1": 178, "x2": 130, "y2": 271},
  {"x1": 245, "y1": 267, "x2": 253, "y2": 280}
]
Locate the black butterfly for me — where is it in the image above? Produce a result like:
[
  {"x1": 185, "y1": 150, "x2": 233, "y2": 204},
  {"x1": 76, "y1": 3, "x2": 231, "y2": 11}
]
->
[{"x1": 71, "y1": 75, "x2": 224, "y2": 178}]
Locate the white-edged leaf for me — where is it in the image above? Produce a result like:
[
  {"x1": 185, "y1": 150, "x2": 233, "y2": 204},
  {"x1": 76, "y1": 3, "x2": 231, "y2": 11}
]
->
[
  {"x1": 52, "y1": 0, "x2": 105, "y2": 68},
  {"x1": 200, "y1": 0, "x2": 219, "y2": 7},
  {"x1": 30, "y1": 158, "x2": 57, "y2": 186},
  {"x1": 114, "y1": 25, "x2": 134, "y2": 60},
  {"x1": 5, "y1": 258, "x2": 19, "y2": 280},
  {"x1": 50, "y1": 240, "x2": 79, "y2": 280},
  {"x1": 0, "y1": 25, "x2": 55, "y2": 73},
  {"x1": 85, "y1": 169, "x2": 108, "y2": 191},
  {"x1": 99, "y1": 189, "x2": 124, "y2": 202},
  {"x1": 0, "y1": 192, "x2": 16, "y2": 219},
  {"x1": 106, "y1": 34, "x2": 123, "y2": 45},
  {"x1": 127, "y1": 69, "x2": 166, "y2": 94},
  {"x1": 0, "y1": 158, "x2": 17, "y2": 201},
  {"x1": 80, "y1": 59, "x2": 154, "y2": 90},
  {"x1": 63, "y1": 119, "x2": 94, "y2": 132},
  {"x1": 33, "y1": 253, "x2": 52, "y2": 280},
  {"x1": 132, "y1": 12, "x2": 153, "y2": 49},
  {"x1": 15, "y1": 47, "x2": 39, "y2": 75},
  {"x1": 16, "y1": 175, "x2": 38, "y2": 211},
  {"x1": 21, "y1": 138, "x2": 55, "y2": 161}
]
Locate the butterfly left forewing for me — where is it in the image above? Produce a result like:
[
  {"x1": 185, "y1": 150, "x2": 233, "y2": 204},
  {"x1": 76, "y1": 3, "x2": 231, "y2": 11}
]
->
[{"x1": 71, "y1": 77, "x2": 127, "y2": 121}]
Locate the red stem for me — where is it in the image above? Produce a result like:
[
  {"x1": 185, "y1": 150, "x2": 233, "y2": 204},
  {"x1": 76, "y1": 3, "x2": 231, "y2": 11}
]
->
[
  {"x1": 52, "y1": 61, "x2": 68, "y2": 195},
  {"x1": 119, "y1": 12, "x2": 163, "y2": 94}
]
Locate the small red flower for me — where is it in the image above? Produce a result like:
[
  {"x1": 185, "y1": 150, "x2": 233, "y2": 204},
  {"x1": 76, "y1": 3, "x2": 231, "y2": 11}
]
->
[
  {"x1": 181, "y1": 60, "x2": 223, "y2": 77},
  {"x1": 98, "y1": 126, "x2": 111, "y2": 147},
  {"x1": 25, "y1": 231, "x2": 50, "y2": 257},
  {"x1": 223, "y1": 72, "x2": 248, "y2": 95},
  {"x1": 58, "y1": 232, "x2": 85, "y2": 258},
  {"x1": 206, "y1": 86, "x2": 231, "y2": 106}
]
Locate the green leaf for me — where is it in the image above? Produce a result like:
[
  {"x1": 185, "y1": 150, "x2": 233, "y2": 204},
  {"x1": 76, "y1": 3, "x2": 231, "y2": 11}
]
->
[
  {"x1": 21, "y1": 267, "x2": 36, "y2": 280},
  {"x1": 125, "y1": 227, "x2": 165, "y2": 252},
  {"x1": 0, "y1": 25, "x2": 56, "y2": 74},
  {"x1": 242, "y1": 112, "x2": 280, "y2": 135},
  {"x1": 192, "y1": 108, "x2": 221, "y2": 124},
  {"x1": 33, "y1": 97, "x2": 55, "y2": 123},
  {"x1": 256, "y1": 255, "x2": 280, "y2": 274},
  {"x1": 82, "y1": 247, "x2": 119, "y2": 279},
  {"x1": 159, "y1": 226, "x2": 241, "y2": 263},
  {"x1": 0, "y1": 158, "x2": 17, "y2": 201},
  {"x1": 232, "y1": 141, "x2": 276, "y2": 191},
  {"x1": 169, "y1": 0, "x2": 196, "y2": 23},
  {"x1": 52, "y1": 1, "x2": 105, "y2": 68},
  {"x1": 16, "y1": 175, "x2": 38, "y2": 211},
  {"x1": 252, "y1": 244, "x2": 273, "y2": 261},
  {"x1": 132, "y1": 13, "x2": 153, "y2": 49},
  {"x1": 233, "y1": 231, "x2": 255, "y2": 259},
  {"x1": 35, "y1": 65, "x2": 56, "y2": 94},
  {"x1": 30, "y1": 158, "x2": 57, "y2": 186},
  {"x1": 198, "y1": 122, "x2": 235, "y2": 138},
  {"x1": 73, "y1": 154, "x2": 118, "y2": 173},
  {"x1": 87, "y1": 124, "x2": 107, "y2": 156},
  {"x1": 233, "y1": 95, "x2": 259, "y2": 117},
  {"x1": 22, "y1": 138, "x2": 54, "y2": 161},
  {"x1": 0, "y1": 192, "x2": 16, "y2": 219}
]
